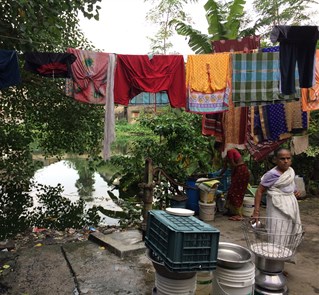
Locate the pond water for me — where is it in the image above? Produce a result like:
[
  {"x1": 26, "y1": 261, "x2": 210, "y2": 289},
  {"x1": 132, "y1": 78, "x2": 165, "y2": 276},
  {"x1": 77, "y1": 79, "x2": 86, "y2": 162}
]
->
[{"x1": 31, "y1": 159, "x2": 121, "y2": 226}]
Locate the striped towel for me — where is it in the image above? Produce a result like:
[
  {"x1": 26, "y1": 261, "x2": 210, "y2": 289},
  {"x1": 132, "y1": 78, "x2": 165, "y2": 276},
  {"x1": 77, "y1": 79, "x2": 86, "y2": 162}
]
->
[{"x1": 232, "y1": 52, "x2": 300, "y2": 106}]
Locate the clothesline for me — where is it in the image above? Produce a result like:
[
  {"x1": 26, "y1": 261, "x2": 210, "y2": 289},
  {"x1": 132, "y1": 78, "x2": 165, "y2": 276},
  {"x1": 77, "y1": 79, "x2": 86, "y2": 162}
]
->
[
  {"x1": 0, "y1": 34, "x2": 69, "y2": 48},
  {"x1": 1, "y1": 26, "x2": 318, "y2": 162}
]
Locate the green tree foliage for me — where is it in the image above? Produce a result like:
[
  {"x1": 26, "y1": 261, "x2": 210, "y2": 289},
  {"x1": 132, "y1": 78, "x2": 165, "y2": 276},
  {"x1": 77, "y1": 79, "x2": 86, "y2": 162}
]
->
[
  {"x1": 170, "y1": 0, "x2": 254, "y2": 53},
  {"x1": 251, "y1": 0, "x2": 318, "y2": 39},
  {"x1": 0, "y1": 0, "x2": 101, "y2": 51},
  {"x1": 0, "y1": 0, "x2": 103, "y2": 239},
  {"x1": 145, "y1": 0, "x2": 199, "y2": 54},
  {"x1": 110, "y1": 108, "x2": 218, "y2": 197}
]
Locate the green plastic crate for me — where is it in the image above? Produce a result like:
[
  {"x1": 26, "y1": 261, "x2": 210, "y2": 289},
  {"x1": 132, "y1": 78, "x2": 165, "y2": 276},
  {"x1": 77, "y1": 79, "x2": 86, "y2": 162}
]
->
[{"x1": 145, "y1": 210, "x2": 220, "y2": 272}]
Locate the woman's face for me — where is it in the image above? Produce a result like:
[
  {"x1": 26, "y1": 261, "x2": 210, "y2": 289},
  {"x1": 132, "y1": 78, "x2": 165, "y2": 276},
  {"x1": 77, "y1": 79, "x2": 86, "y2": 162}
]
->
[{"x1": 275, "y1": 150, "x2": 292, "y2": 172}]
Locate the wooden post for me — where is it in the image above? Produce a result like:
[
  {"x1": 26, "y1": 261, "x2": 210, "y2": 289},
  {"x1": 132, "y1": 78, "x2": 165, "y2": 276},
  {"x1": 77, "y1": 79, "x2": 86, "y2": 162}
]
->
[{"x1": 139, "y1": 158, "x2": 154, "y2": 240}]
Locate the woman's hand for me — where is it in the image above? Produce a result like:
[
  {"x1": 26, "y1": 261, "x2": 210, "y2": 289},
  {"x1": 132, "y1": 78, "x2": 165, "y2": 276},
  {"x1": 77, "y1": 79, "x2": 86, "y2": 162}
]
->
[
  {"x1": 251, "y1": 209, "x2": 259, "y2": 221},
  {"x1": 294, "y1": 190, "x2": 301, "y2": 199}
]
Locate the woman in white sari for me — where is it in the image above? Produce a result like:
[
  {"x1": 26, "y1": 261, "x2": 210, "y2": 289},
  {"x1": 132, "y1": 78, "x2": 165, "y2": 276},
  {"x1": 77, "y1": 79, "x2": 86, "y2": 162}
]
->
[
  {"x1": 252, "y1": 148, "x2": 303, "y2": 257},
  {"x1": 252, "y1": 148, "x2": 301, "y2": 224}
]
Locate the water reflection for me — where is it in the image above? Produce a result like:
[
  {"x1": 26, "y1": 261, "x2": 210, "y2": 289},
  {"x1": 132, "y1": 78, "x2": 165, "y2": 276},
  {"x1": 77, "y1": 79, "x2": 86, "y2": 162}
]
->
[{"x1": 31, "y1": 160, "x2": 121, "y2": 226}]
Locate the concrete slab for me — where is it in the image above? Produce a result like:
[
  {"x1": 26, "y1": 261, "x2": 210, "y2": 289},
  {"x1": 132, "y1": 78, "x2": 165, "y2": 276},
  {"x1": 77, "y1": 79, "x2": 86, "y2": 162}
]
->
[
  {"x1": 89, "y1": 229, "x2": 146, "y2": 258},
  {"x1": 63, "y1": 240, "x2": 154, "y2": 295}
]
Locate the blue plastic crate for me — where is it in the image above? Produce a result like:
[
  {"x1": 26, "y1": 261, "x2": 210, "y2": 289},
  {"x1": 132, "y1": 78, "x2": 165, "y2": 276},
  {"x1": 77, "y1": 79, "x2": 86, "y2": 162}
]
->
[{"x1": 145, "y1": 210, "x2": 220, "y2": 272}]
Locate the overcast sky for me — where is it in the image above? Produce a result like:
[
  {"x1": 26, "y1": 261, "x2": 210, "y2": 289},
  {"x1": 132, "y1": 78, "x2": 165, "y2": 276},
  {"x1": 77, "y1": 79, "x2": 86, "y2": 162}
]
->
[
  {"x1": 79, "y1": 0, "x2": 319, "y2": 55},
  {"x1": 79, "y1": 0, "x2": 208, "y2": 55}
]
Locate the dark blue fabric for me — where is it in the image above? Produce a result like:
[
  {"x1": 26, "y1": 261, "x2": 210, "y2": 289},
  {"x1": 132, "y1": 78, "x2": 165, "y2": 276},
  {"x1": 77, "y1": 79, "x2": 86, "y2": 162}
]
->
[
  {"x1": 0, "y1": 50, "x2": 21, "y2": 89},
  {"x1": 24, "y1": 52, "x2": 76, "y2": 78},
  {"x1": 261, "y1": 46, "x2": 280, "y2": 52},
  {"x1": 265, "y1": 103, "x2": 288, "y2": 140}
]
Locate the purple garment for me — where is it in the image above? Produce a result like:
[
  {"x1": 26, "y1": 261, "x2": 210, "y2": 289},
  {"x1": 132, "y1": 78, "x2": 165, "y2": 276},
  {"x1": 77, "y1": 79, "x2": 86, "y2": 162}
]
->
[
  {"x1": 265, "y1": 104, "x2": 288, "y2": 140},
  {"x1": 0, "y1": 50, "x2": 21, "y2": 89},
  {"x1": 261, "y1": 167, "x2": 295, "y2": 193}
]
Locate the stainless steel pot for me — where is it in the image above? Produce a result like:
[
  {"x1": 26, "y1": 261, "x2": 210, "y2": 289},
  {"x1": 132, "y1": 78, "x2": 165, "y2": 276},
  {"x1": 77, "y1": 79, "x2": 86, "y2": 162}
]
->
[
  {"x1": 255, "y1": 269, "x2": 287, "y2": 291},
  {"x1": 255, "y1": 256, "x2": 285, "y2": 273},
  {"x1": 254, "y1": 284, "x2": 288, "y2": 295}
]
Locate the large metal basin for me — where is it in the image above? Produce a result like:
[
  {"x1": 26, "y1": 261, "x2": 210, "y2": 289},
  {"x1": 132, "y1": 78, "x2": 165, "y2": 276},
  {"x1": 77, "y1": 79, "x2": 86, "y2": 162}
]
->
[{"x1": 217, "y1": 242, "x2": 252, "y2": 269}]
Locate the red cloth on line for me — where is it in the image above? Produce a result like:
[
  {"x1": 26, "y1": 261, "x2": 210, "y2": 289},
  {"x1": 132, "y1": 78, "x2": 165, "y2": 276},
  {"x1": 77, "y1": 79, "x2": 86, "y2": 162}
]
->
[
  {"x1": 114, "y1": 55, "x2": 186, "y2": 108},
  {"x1": 201, "y1": 113, "x2": 223, "y2": 140},
  {"x1": 213, "y1": 36, "x2": 260, "y2": 53}
]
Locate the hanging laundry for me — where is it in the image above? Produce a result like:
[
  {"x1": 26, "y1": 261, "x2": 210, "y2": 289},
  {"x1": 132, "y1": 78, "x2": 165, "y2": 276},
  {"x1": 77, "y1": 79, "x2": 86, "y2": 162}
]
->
[
  {"x1": 290, "y1": 135, "x2": 309, "y2": 155},
  {"x1": 264, "y1": 103, "x2": 290, "y2": 141},
  {"x1": 114, "y1": 55, "x2": 186, "y2": 108},
  {"x1": 186, "y1": 53, "x2": 230, "y2": 93},
  {"x1": 252, "y1": 106, "x2": 265, "y2": 142},
  {"x1": 213, "y1": 36, "x2": 260, "y2": 53},
  {"x1": 221, "y1": 104, "x2": 249, "y2": 157},
  {"x1": 270, "y1": 26, "x2": 319, "y2": 95},
  {"x1": 207, "y1": 36, "x2": 258, "y2": 155},
  {"x1": 66, "y1": 48, "x2": 109, "y2": 104},
  {"x1": 24, "y1": 52, "x2": 76, "y2": 78},
  {"x1": 186, "y1": 53, "x2": 231, "y2": 113},
  {"x1": 256, "y1": 101, "x2": 308, "y2": 142},
  {"x1": 103, "y1": 53, "x2": 116, "y2": 161},
  {"x1": 129, "y1": 91, "x2": 169, "y2": 105},
  {"x1": 301, "y1": 50, "x2": 319, "y2": 111},
  {"x1": 246, "y1": 109, "x2": 289, "y2": 161},
  {"x1": 261, "y1": 46, "x2": 280, "y2": 53},
  {"x1": 0, "y1": 50, "x2": 21, "y2": 89},
  {"x1": 201, "y1": 113, "x2": 223, "y2": 141},
  {"x1": 186, "y1": 85, "x2": 230, "y2": 114},
  {"x1": 284, "y1": 100, "x2": 308, "y2": 133},
  {"x1": 231, "y1": 52, "x2": 300, "y2": 106}
]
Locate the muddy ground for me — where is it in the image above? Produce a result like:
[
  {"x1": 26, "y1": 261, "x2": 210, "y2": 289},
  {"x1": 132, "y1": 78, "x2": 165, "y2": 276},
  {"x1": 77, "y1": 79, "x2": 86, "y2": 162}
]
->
[{"x1": 0, "y1": 195, "x2": 318, "y2": 295}]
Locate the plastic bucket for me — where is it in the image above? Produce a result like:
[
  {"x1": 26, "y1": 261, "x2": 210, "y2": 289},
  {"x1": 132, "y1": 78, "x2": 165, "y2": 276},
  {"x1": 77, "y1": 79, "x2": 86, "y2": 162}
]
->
[
  {"x1": 170, "y1": 199, "x2": 187, "y2": 209},
  {"x1": 216, "y1": 194, "x2": 226, "y2": 213},
  {"x1": 242, "y1": 196, "x2": 255, "y2": 217},
  {"x1": 196, "y1": 271, "x2": 213, "y2": 295},
  {"x1": 199, "y1": 201, "x2": 216, "y2": 221},
  {"x1": 186, "y1": 178, "x2": 200, "y2": 215},
  {"x1": 200, "y1": 189, "x2": 216, "y2": 204},
  {"x1": 155, "y1": 272, "x2": 197, "y2": 295},
  {"x1": 212, "y1": 262, "x2": 255, "y2": 295}
]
